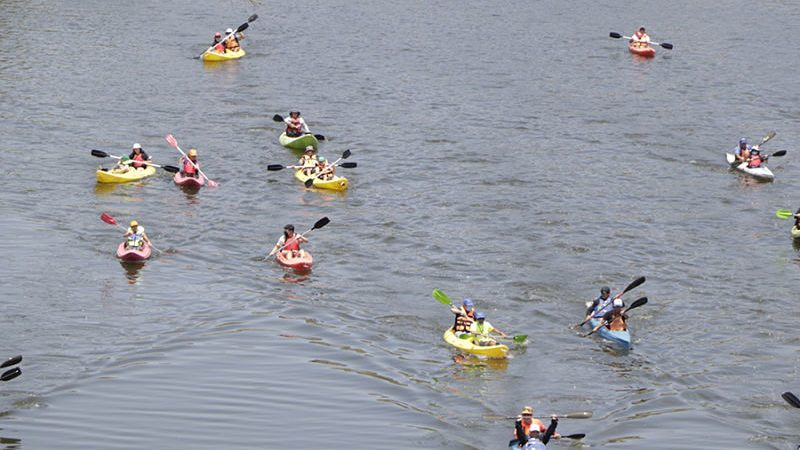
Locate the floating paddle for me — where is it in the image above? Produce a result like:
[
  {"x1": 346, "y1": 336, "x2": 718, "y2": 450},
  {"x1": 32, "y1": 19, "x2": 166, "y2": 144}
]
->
[
  {"x1": 1, "y1": 367, "x2": 21, "y2": 382},
  {"x1": 578, "y1": 276, "x2": 645, "y2": 327},
  {"x1": 584, "y1": 297, "x2": 647, "y2": 337},
  {"x1": 272, "y1": 114, "x2": 326, "y2": 141},
  {"x1": 268, "y1": 217, "x2": 330, "y2": 258},
  {"x1": 609, "y1": 32, "x2": 673, "y2": 49},
  {"x1": 100, "y1": 212, "x2": 163, "y2": 254},
  {"x1": 198, "y1": 14, "x2": 258, "y2": 58},
  {"x1": 782, "y1": 392, "x2": 800, "y2": 409},
  {"x1": 776, "y1": 209, "x2": 796, "y2": 220},
  {"x1": 0, "y1": 355, "x2": 22, "y2": 368},
  {"x1": 304, "y1": 150, "x2": 354, "y2": 188},
  {"x1": 164, "y1": 134, "x2": 218, "y2": 187},
  {"x1": 91, "y1": 150, "x2": 179, "y2": 173}
]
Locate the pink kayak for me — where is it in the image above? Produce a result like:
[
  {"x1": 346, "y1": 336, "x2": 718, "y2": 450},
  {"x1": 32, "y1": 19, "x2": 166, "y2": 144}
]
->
[
  {"x1": 116, "y1": 242, "x2": 152, "y2": 261},
  {"x1": 276, "y1": 250, "x2": 313, "y2": 271},
  {"x1": 173, "y1": 172, "x2": 205, "y2": 188}
]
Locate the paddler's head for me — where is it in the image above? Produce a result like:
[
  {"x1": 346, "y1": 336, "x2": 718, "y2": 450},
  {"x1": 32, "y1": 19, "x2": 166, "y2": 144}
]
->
[
  {"x1": 750, "y1": 148, "x2": 760, "y2": 156},
  {"x1": 289, "y1": 111, "x2": 300, "y2": 118},
  {"x1": 520, "y1": 406, "x2": 533, "y2": 423},
  {"x1": 474, "y1": 310, "x2": 486, "y2": 322},
  {"x1": 188, "y1": 148, "x2": 198, "y2": 160},
  {"x1": 612, "y1": 298, "x2": 624, "y2": 310},
  {"x1": 132, "y1": 143, "x2": 142, "y2": 153},
  {"x1": 739, "y1": 137, "x2": 748, "y2": 149},
  {"x1": 600, "y1": 286, "x2": 611, "y2": 299},
  {"x1": 284, "y1": 224, "x2": 295, "y2": 237},
  {"x1": 462, "y1": 298, "x2": 474, "y2": 312},
  {"x1": 130, "y1": 220, "x2": 139, "y2": 230},
  {"x1": 304, "y1": 146, "x2": 315, "y2": 155},
  {"x1": 639, "y1": 27, "x2": 646, "y2": 33}
]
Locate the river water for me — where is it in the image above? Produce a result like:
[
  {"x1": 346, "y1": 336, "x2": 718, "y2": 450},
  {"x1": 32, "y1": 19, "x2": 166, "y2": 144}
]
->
[{"x1": 1, "y1": 0, "x2": 799, "y2": 448}]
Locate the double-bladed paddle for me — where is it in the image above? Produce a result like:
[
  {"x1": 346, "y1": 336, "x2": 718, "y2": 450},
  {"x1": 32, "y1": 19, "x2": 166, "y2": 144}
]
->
[
  {"x1": 197, "y1": 14, "x2": 258, "y2": 58},
  {"x1": 500, "y1": 411, "x2": 593, "y2": 420},
  {"x1": 578, "y1": 276, "x2": 645, "y2": 327},
  {"x1": 267, "y1": 217, "x2": 330, "y2": 258},
  {"x1": 267, "y1": 162, "x2": 357, "y2": 172},
  {"x1": 782, "y1": 392, "x2": 800, "y2": 409},
  {"x1": 1, "y1": 355, "x2": 22, "y2": 382},
  {"x1": 433, "y1": 289, "x2": 527, "y2": 343},
  {"x1": 752, "y1": 131, "x2": 777, "y2": 151},
  {"x1": 100, "y1": 212, "x2": 163, "y2": 254},
  {"x1": 91, "y1": 149, "x2": 179, "y2": 173},
  {"x1": 165, "y1": 134, "x2": 218, "y2": 187},
  {"x1": 272, "y1": 114, "x2": 326, "y2": 141},
  {"x1": 584, "y1": 297, "x2": 648, "y2": 337},
  {"x1": 304, "y1": 149, "x2": 355, "y2": 188},
  {"x1": 609, "y1": 32, "x2": 673, "y2": 49}
]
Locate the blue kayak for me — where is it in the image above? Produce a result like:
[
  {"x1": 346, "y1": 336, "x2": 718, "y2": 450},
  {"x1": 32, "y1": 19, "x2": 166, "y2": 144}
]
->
[{"x1": 588, "y1": 318, "x2": 631, "y2": 349}]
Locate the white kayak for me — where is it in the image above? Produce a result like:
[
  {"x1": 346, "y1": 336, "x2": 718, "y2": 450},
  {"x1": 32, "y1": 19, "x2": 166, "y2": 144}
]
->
[{"x1": 726, "y1": 153, "x2": 774, "y2": 181}]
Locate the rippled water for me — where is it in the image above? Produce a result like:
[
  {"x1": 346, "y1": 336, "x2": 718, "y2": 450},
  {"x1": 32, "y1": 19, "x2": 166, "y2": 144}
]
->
[{"x1": 1, "y1": 0, "x2": 800, "y2": 448}]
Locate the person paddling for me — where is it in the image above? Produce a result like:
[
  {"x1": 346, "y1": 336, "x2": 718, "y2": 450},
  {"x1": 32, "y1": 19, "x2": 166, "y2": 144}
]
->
[
  {"x1": 630, "y1": 26, "x2": 650, "y2": 47},
  {"x1": 450, "y1": 298, "x2": 475, "y2": 337},
  {"x1": 734, "y1": 137, "x2": 751, "y2": 163},
  {"x1": 747, "y1": 148, "x2": 768, "y2": 168},
  {"x1": 223, "y1": 27, "x2": 244, "y2": 51},
  {"x1": 124, "y1": 220, "x2": 151, "y2": 249},
  {"x1": 298, "y1": 146, "x2": 318, "y2": 176},
  {"x1": 284, "y1": 111, "x2": 310, "y2": 137},
  {"x1": 589, "y1": 298, "x2": 628, "y2": 334},
  {"x1": 315, "y1": 156, "x2": 335, "y2": 180},
  {"x1": 513, "y1": 407, "x2": 559, "y2": 448},
  {"x1": 128, "y1": 143, "x2": 151, "y2": 169},
  {"x1": 469, "y1": 311, "x2": 508, "y2": 346},
  {"x1": 521, "y1": 417, "x2": 559, "y2": 450},
  {"x1": 269, "y1": 224, "x2": 308, "y2": 259},
  {"x1": 111, "y1": 155, "x2": 132, "y2": 174},
  {"x1": 580, "y1": 286, "x2": 614, "y2": 325},
  {"x1": 211, "y1": 32, "x2": 225, "y2": 52},
  {"x1": 180, "y1": 148, "x2": 201, "y2": 178}
]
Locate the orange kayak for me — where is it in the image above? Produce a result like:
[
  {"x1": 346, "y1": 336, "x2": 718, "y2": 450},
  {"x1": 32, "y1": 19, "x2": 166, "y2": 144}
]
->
[{"x1": 628, "y1": 43, "x2": 655, "y2": 57}]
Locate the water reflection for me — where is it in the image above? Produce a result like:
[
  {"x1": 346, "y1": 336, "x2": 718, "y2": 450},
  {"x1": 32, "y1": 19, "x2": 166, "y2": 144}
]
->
[
  {"x1": 119, "y1": 261, "x2": 146, "y2": 284},
  {"x1": 0, "y1": 435, "x2": 21, "y2": 449}
]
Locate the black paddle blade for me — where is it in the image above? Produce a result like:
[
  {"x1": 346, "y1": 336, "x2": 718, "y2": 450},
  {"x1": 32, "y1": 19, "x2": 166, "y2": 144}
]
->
[
  {"x1": 0, "y1": 355, "x2": 22, "y2": 368},
  {"x1": 625, "y1": 297, "x2": 648, "y2": 312},
  {"x1": 267, "y1": 164, "x2": 286, "y2": 171},
  {"x1": 312, "y1": 217, "x2": 330, "y2": 230},
  {"x1": 304, "y1": 178, "x2": 315, "y2": 188},
  {"x1": 562, "y1": 434, "x2": 586, "y2": 440},
  {"x1": 340, "y1": 162, "x2": 357, "y2": 168},
  {"x1": 248, "y1": 14, "x2": 259, "y2": 22},
  {"x1": 771, "y1": 150, "x2": 787, "y2": 157},
  {"x1": 1, "y1": 367, "x2": 21, "y2": 382},
  {"x1": 341, "y1": 149, "x2": 351, "y2": 159},
  {"x1": 783, "y1": 392, "x2": 800, "y2": 408},
  {"x1": 660, "y1": 42, "x2": 674, "y2": 50},
  {"x1": 314, "y1": 134, "x2": 326, "y2": 141},
  {"x1": 621, "y1": 276, "x2": 646, "y2": 295},
  {"x1": 162, "y1": 165, "x2": 180, "y2": 173},
  {"x1": 91, "y1": 149, "x2": 109, "y2": 158},
  {"x1": 237, "y1": 22, "x2": 249, "y2": 33},
  {"x1": 273, "y1": 114, "x2": 284, "y2": 122},
  {"x1": 609, "y1": 32, "x2": 622, "y2": 39}
]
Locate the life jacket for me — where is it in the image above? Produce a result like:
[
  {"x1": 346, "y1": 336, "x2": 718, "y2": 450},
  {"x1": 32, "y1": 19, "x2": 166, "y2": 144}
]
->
[
  {"x1": 127, "y1": 227, "x2": 144, "y2": 247},
  {"x1": 131, "y1": 152, "x2": 146, "y2": 168},
  {"x1": 283, "y1": 235, "x2": 300, "y2": 251},
  {"x1": 286, "y1": 118, "x2": 303, "y2": 136},
  {"x1": 633, "y1": 31, "x2": 649, "y2": 43},
  {"x1": 225, "y1": 36, "x2": 239, "y2": 50},
  {"x1": 607, "y1": 313, "x2": 627, "y2": 331},
  {"x1": 183, "y1": 157, "x2": 197, "y2": 174},
  {"x1": 748, "y1": 155, "x2": 762, "y2": 168},
  {"x1": 453, "y1": 310, "x2": 474, "y2": 332}
]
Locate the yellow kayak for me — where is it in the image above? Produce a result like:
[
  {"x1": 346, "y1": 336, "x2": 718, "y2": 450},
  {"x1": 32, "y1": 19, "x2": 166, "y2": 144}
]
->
[
  {"x1": 201, "y1": 48, "x2": 246, "y2": 61},
  {"x1": 442, "y1": 328, "x2": 508, "y2": 359},
  {"x1": 294, "y1": 169, "x2": 348, "y2": 191},
  {"x1": 96, "y1": 165, "x2": 156, "y2": 183}
]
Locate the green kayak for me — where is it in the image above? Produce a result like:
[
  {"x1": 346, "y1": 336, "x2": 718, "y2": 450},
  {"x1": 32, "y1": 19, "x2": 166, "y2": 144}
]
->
[{"x1": 278, "y1": 132, "x2": 318, "y2": 151}]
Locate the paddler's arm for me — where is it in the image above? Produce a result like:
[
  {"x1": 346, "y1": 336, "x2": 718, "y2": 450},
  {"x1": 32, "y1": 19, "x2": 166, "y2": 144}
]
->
[{"x1": 541, "y1": 417, "x2": 558, "y2": 445}]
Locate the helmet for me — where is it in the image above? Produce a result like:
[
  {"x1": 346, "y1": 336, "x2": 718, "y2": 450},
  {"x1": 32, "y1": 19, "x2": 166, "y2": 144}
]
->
[
  {"x1": 130, "y1": 220, "x2": 138, "y2": 227},
  {"x1": 474, "y1": 310, "x2": 486, "y2": 320},
  {"x1": 751, "y1": 149, "x2": 760, "y2": 155},
  {"x1": 739, "y1": 137, "x2": 748, "y2": 144},
  {"x1": 284, "y1": 224, "x2": 295, "y2": 231},
  {"x1": 188, "y1": 148, "x2": 198, "y2": 157},
  {"x1": 214, "y1": 32, "x2": 221, "y2": 37},
  {"x1": 304, "y1": 145, "x2": 314, "y2": 152},
  {"x1": 225, "y1": 28, "x2": 233, "y2": 34},
  {"x1": 318, "y1": 156, "x2": 326, "y2": 162},
  {"x1": 463, "y1": 298, "x2": 474, "y2": 308},
  {"x1": 121, "y1": 155, "x2": 130, "y2": 161},
  {"x1": 613, "y1": 298, "x2": 624, "y2": 308},
  {"x1": 601, "y1": 286, "x2": 611, "y2": 294}
]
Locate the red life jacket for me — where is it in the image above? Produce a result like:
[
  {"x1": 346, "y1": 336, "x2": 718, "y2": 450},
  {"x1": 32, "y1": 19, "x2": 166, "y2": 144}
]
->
[
  {"x1": 748, "y1": 155, "x2": 762, "y2": 168},
  {"x1": 183, "y1": 157, "x2": 197, "y2": 174},
  {"x1": 286, "y1": 118, "x2": 303, "y2": 136},
  {"x1": 283, "y1": 236, "x2": 300, "y2": 251},
  {"x1": 132, "y1": 153, "x2": 145, "y2": 168},
  {"x1": 634, "y1": 31, "x2": 647, "y2": 40},
  {"x1": 214, "y1": 42, "x2": 225, "y2": 52}
]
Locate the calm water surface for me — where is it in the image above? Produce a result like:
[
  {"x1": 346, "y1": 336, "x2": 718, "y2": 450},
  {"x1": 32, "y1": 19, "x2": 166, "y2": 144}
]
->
[{"x1": 1, "y1": 0, "x2": 799, "y2": 449}]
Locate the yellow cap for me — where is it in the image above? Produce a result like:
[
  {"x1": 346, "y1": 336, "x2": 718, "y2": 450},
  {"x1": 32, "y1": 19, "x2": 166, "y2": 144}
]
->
[
  {"x1": 521, "y1": 406, "x2": 533, "y2": 416},
  {"x1": 188, "y1": 148, "x2": 198, "y2": 157},
  {"x1": 130, "y1": 220, "x2": 139, "y2": 227}
]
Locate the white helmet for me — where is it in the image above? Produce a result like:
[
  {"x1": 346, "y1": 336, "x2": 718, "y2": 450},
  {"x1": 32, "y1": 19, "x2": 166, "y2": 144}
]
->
[
  {"x1": 613, "y1": 298, "x2": 624, "y2": 308},
  {"x1": 225, "y1": 28, "x2": 233, "y2": 34},
  {"x1": 132, "y1": 143, "x2": 142, "y2": 150}
]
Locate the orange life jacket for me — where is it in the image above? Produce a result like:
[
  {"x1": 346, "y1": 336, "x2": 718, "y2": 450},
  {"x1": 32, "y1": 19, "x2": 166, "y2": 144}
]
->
[
  {"x1": 183, "y1": 157, "x2": 197, "y2": 174},
  {"x1": 748, "y1": 155, "x2": 763, "y2": 168},
  {"x1": 132, "y1": 153, "x2": 145, "y2": 168}
]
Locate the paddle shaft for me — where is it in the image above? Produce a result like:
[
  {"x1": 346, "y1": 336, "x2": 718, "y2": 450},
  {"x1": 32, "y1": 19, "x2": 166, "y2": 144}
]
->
[
  {"x1": 614, "y1": 33, "x2": 672, "y2": 49},
  {"x1": 199, "y1": 16, "x2": 256, "y2": 57}
]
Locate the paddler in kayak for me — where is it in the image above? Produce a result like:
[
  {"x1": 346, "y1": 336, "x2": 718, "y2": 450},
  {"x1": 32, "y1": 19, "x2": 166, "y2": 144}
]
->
[
  {"x1": 588, "y1": 298, "x2": 628, "y2": 334},
  {"x1": 314, "y1": 156, "x2": 336, "y2": 181},
  {"x1": 269, "y1": 224, "x2": 309, "y2": 259},
  {"x1": 110, "y1": 155, "x2": 133, "y2": 174},
  {"x1": 223, "y1": 27, "x2": 244, "y2": 52},
  {"x1": 450, "y1": 298, "x2": 475, "y2": 337},
  {"x1": 580, "y1": 286, "x2": 613, "y2": 324},
  {"x1": 128, "y1": 143, "x2": 151, "y2": 169},
  {"x1": 284, "y1": 111, "x2": 311, "y2": 137},
  {"x1": 211, "y1": 32, "x2": 224, "y2": 52},
  {"x1": 629, "y1": 26, "x2": 651, "y2": 48},
  {"x1": 734, "y1": 137, "x2": 751, "y2": 163},
  {"x1": 180, "y1": 148, "x2": 201, "y2": 178},
  {"x1": 469, "y1": 311, "x2": 508, "y2": 346},
  {"x1": 747, "y1": 148, "x2": 768, "y2": 168},
  {"x1": 124, "y1": 220, "x2": 151, "y2": 249},
  {"x1": 512, "y1": 407, "x2": 559, "y2": 449},
  {"x1": 298, "y1": 146, "x2": 318, "y2": 176}
]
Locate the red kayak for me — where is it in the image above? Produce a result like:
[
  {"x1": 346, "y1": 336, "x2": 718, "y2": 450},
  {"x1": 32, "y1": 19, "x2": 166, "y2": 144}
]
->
[
  {"x1": 173, "y1": 172, "x2": 205, "y2": 188},
  {"x1": 116, "y1": 242, "x2": 152, "y2": 261},
  {"x1": 276, "y1": 250, "x2": 313, "y2": 271},
  {"x1": 628, "y1": 43, "x2": 655, "y2": 57}
]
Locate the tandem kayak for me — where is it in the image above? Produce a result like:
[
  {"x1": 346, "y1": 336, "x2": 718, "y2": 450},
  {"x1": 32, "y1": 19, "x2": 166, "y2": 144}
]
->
[
  {"x1": 279, "y1": 132, "x2": 319, "y2": 151},
  {"x1": 276, "y1": 250, "x2": 313, "y2": 271},
  {"x1": 96, "y1": 165, "x2": 156, "y2": 183},
  {"x1": 294, "y1": 170, "x2": 348, "y2": 191},
  {"x1": 628, "y1": 43, "x2": 655, "y2": 57},
  {"x1": 792, "y1": 226, "x2": 800, "y2": 239},
  {"x1": 201, "y1": 48, "x2": 246, "y2": 61},
  {"x1": 442, "y1": 328, "x2": 508, "y2": 359},
  {"x1": 726, "y1": 153, "x2": 775, "y2": 181},
  {"x1": 116, "y1": 242, "x2": 152, "y2": 261},
  {"x1": 173, "y1": 172, "x2": 206, "y2": 188},
  {"x1": 588, "y1": 318, "x2": 631, "y2": 349}
]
